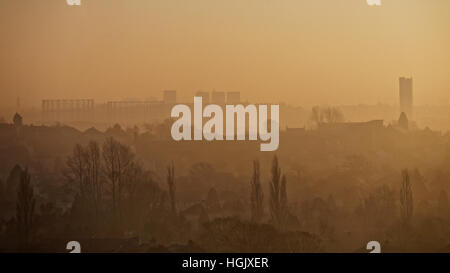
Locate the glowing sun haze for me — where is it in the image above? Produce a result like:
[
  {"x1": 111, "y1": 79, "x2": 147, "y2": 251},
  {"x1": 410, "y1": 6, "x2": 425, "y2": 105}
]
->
[{"x1": 0, "y1": 0, "x2": 449, "y2": 107}]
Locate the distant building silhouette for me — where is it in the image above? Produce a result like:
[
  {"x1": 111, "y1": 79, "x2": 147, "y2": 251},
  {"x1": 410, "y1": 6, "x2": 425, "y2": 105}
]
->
[
  {"x1": 195, "y1": 91, "x2": 210, "y2": 104},
  {"x1": 226, "y1": 92, "x2": 241, "y2": 104},
  {"x1": 39, "y1": 90, "x2": 247, "y2": 126},
  {"x1": 398, "y1": 112, "x2": 409, "y2": 130},
  {"x1": 195, "y1": 91, "x2": 240, "y2": 104},
  {"x1": 42, "y1": 99, "x2": 94, "y2": 123},
  {"x1": 163, "y1": 90, "x2": 177, "y2": 104},
  {"x1": 13, "y1": 113, "x2": 23, "y2": 127},
  {"x1": 106, "y1": 100, "x2": 169, "y2": 124},
  {"x1": 211, "y1": 91, "x2": 225, "y2": 104},
  {"x1": 13, "y1": 112, "x2": 23, "y2": 137},
  {"x1": 399, "y1": 77, "x2": 413, "y2": 119},
  {"x1": 318, "y1": 120, "x2": 384, "y2": 131}
]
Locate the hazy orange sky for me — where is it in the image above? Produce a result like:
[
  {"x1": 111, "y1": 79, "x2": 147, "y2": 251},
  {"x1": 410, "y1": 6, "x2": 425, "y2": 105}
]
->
[{"x1": 0, "y1": 0, "x2": 449, "y2": 108}]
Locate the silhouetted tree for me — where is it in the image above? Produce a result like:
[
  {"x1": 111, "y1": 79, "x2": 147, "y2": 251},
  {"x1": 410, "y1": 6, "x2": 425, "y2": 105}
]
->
[
  {"x1": 86, "y1": 141, "x2": 102, "y2": 217},
  {"x1": 322, "y1": 106, "x2": 344, "y2": 123},
  {"x1": 167, "y1": 161, "x2": 176, "y2": 214},
  {"x1": 269, "y1": 156, "x2": 288, "y2": 227},
  {"x1": 6, "y1": 164, "x2": 23, "y2": 203},
  {"x1": 250, "y1": 160, "x2": 264, "y2": 223},
  {"x1": 102, "y1": 137, "x2": 119, "y2": 216},
  {"x1": 357, "y1": 184, "x2": 396, "y2": 229},
  {"x1": 280, "y1": 175, "x2": 288, "y2": 215},
  {"x1": 400, "y1": 169, "x2": 413, "y2": 228},
  {"x1": 120, "y1": 161, "x2": 151, "y2": 232},
  {"x1": 269, "y1": 156, "x2": 281, "y2": 224},
  {"x1": 66, "y1": 142, "x2": 103, "y2": 221},
  {"x1": 13, "y1": 112, "x2": 23, "y2": 127},
  {"x1": 310, "y1": 106, "x2": 344, "y2": 125},
  {"x1": 199, "y1": 217, "x2": 322, "y2": 252},
  {"x1": 16, "y1": 168, "x2": 35, "y2": 246},
  {"x1": 116, "y1": 142, "x2": 134, "y2": 218},
  {"x1": 102, "y1": 137, "x2": 134, "y2": 221},
  {"x1": 66, "y1": 144, "x2": 87, "y2": 196},
  {"x1": 123, "y1": 161, "x2": 144, "y2": 201}
]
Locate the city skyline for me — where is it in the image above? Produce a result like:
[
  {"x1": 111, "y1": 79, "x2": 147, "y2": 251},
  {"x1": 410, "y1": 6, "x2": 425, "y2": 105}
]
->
[
  {"x1": 2, "y1": 0, "x2": 450, "y2": 256},
  {"x1": 1, "y1": 0, "x2": 450, "y2": 108}
]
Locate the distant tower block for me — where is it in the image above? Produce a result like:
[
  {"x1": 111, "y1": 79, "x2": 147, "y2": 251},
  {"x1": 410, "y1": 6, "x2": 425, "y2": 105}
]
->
[
  {"x1": 196, "y1": 91, "x2": 210, "y2": 104},
  {"x1": 211, "y1": 91, "x2": 225, "y2": 104},
  {"x1": 399, "y1": 77, "x2": 413, "y2": 119},
  {"x1": 227, "y1": 92, "x2": 241, "y2": 104},
  {"x1": 163, "y1": 90, "x2": 177, "y2": 104}
]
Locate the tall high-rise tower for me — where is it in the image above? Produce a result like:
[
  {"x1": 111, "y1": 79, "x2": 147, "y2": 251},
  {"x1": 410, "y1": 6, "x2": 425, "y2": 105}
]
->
[{"x1": 399, "y1": 77, "x2": 413, "y2": 119}]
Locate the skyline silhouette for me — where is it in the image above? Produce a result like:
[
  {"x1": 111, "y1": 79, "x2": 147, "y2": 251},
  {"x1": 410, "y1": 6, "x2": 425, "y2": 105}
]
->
[{"x1": 1, "y1": 0, "x2": 449, "y2": 108}]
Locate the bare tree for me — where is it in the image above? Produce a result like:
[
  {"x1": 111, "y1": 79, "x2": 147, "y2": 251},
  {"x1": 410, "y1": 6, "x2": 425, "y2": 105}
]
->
[
  {"x1": 269, "y1": 156, "x2": 281, "y2": 224},
  {"x1": 269, "y1": 156, "x2": 288, "y2": 227},
  {"x1": 123, "y1": 161, "x2": 143, "y2": 202},
  {"x1": 65, "y1": 141, "x2": 104, "y2": 226},
  {"x1": 322, "y1": 106, "x2": 344, "y2": 123},
  {"x1": 400, "y1": 169, "x2": 413, "y2": 228},
  {"x1": 116, "y1": 143, "x2": 134, "y2": 217},
  {"x1": 102, "y1": 137, "x2": 134, "y2": 220},
  {"x1": 167, "y1": 161, "x2": 176, "y2": 214},
  {"x1": 310, "y1": 106, "x2": 344, "y2": 125},
  {"x1": 16, "y1": 168, "x2": 35, "y2": 246},
  {"x1": 102, "y1": 137, "x2": 119, "y2": 216},
  {"x1": 280, "y1": 175, "x2": 288, "y2": 215},
  {"x1": 250, "y1": 160, "x2": 264, "y2": 223},
  {"x1": 86, "y1": 141, "x2": 102, "y2": 216},
  {"x1": 66, "y1": 144, "x2": 87, "y2": 196},
  {"x1": 120, "y1": 160, "x2": 147, "y2": 231}
]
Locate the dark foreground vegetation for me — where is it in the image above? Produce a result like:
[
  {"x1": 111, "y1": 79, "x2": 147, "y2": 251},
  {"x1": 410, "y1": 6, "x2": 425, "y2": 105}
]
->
[{"x1": 1, "y1": 118, "x2": 450, "y2": 253}]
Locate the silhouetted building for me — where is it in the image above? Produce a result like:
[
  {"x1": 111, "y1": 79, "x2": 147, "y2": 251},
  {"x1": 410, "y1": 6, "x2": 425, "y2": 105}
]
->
[
  {"x1": 106, "y1": 100, "x2": 169, "y2": 124},
  {"x1": 211, "y1": 91, "x2": 225, "y2": 104},
  {"x1": 13, "y1": 113, "x2": 23, "y2": 126},
  {"x1": 13, "y1": 113, "x2": 23, "y2": 137},
  {"x1": 42, "y1": 99, "x2": 95, "y2": 123},
  {"x1": 399, "y1": 77, "x2": 413, "y2": 119},
  {"x1": 318, "y1": 120, "x2": 384, "y2": 131},
  {"x1": 398, "y1": 112, "x2": 409, "y2": 130},
  {"x1": 195, "y1": 91, "x2": 210, "y2": 104},
  {"x1": 163, "y1": 90, "x2": 177, "y2": 104},
  {"x1": 227, "y1": 92, "x2": 240, "y2": 104}
]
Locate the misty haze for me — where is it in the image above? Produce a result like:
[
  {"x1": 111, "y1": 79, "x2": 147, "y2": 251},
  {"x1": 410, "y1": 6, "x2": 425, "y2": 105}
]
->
[{"x1": 1, "y1": 0, "x2": 450, "y2": 253}]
